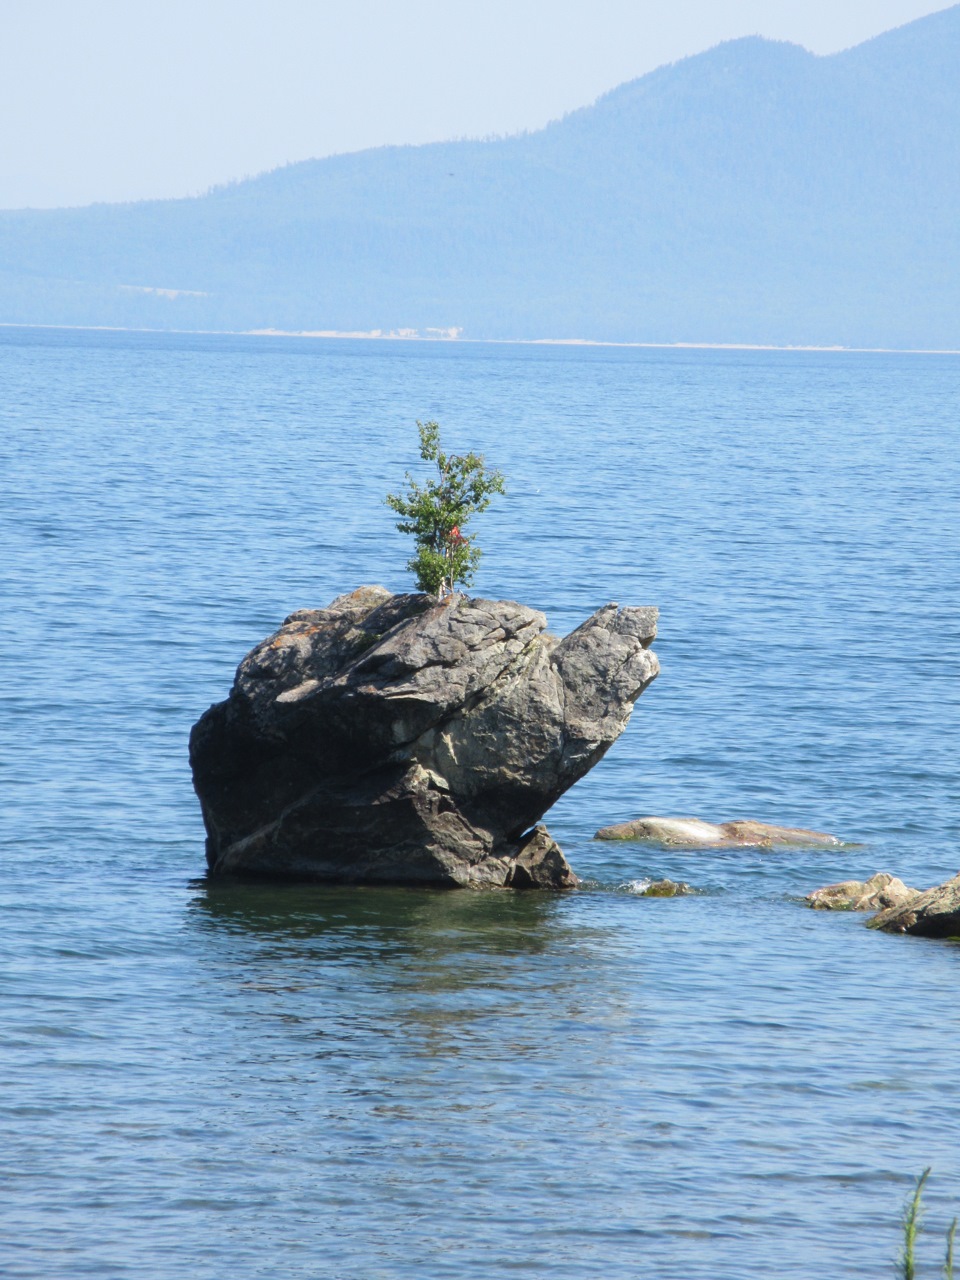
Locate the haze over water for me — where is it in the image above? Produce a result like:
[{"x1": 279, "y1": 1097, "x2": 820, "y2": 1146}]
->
[{"x1": 2, "y1": 327, "x2": 959, "y2": 1278}]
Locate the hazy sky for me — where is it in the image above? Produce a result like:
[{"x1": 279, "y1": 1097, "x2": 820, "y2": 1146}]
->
[{"x1": 1, "y1": 0, "x2": 952, "y2": 209}]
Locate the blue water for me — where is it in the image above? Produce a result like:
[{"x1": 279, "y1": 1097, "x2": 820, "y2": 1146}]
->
[{"x1": 2, "y1": 326, "x2": 959, "y2": 1279}]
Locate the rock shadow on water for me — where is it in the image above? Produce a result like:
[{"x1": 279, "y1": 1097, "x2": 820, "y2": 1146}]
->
[
  {"x1": 190, "y1": 877, "x2": 573, "y2": 973},
  {"x1": 186, "y1": 880, "x2": 643, "y2": 1061}
]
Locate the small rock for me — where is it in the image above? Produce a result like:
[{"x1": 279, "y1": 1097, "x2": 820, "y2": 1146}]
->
[
  {"x1": 595, "y1": 816, "x2": 843, "y2": 848},
  {"x1": 506, "y1": 826, "x2": 580, "y2": 890},
  {"x1": 640, "y1": 878, "x2": 694, "y2": 897},
  {"x1": 805, "y1": 872, "x2": 918, "y2": 912},
  {"x1": 867, "y1": 871, "x2": 960, "y2": 937}
]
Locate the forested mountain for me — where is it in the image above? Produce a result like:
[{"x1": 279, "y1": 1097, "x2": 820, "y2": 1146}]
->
[{"x1": 2, "y1": 5, "x2": 959, "y2": 347}]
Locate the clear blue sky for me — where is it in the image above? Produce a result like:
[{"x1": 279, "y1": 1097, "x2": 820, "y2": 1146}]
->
[{"x1": 0, "y1": 0, "x2": 952, "y2": 209}]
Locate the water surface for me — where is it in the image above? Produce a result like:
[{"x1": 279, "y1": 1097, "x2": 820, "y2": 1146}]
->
[{"x1": 2, "y1": 328, "x2": 959, "y2": 1278}]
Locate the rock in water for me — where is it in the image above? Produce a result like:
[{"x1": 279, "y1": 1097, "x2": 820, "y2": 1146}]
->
[
  {"x1": 639, "y1": 879, "x2": 694, "y2": 897},
  {"x1": 190, "y1": 587, "x2": 659, "y2": 888},
  {"x1": 805, "y1": 872, "x2": 918, "y2": 912},
  {"x1": 595, "y1": 816, "x2": 844, "y2": 848},
  {"x1": 598, "y1": 816, "x2": 727, "y2": 845},
  {"x1": 867, "y1": 872, "x2": 960, "y2": 937}
]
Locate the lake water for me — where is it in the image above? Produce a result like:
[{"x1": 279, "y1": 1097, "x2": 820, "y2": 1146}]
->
[{"x1": 2, "y1": 326, "x2": 959, "y2": 1279}]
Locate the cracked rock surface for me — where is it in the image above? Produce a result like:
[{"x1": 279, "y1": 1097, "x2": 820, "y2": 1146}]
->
[
  {"x1": 867, "y1": 871, "x2": 960, "y2": 937},
  {"x1": 805, "y1": 872, "x2": 918, "y2": 912},
  {"x1": 190, "y1": 586, "x2": 658, "y2": 888}
]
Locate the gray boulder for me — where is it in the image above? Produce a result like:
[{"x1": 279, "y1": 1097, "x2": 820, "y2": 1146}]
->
[
  {"x1": 190, "y1": 586, "x2": 658, "y2": 888},
  {"x1": 805, "y1": 872, "x2": 918, "y2": 912},
  {"x1": 867, "y1": 872, "x2": 960, "y2": 937}
]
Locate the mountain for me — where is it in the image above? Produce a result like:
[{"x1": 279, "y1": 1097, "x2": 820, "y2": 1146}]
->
[{"x1": 2, "y1": 5, "x2": 959, "y2": 347}]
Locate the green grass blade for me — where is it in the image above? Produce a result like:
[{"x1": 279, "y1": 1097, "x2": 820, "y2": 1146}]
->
[
  {"x1": 945, "y1": 1216, "x2": 957, "y2": 1280},
  {"x1": 901, "y1": 1168, "x2": 933, "y2": 1280}
]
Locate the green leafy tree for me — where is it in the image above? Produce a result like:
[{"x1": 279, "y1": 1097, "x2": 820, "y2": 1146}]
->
[{"x1": 386, "y1": 420, "x2": 505, "y2": 597}]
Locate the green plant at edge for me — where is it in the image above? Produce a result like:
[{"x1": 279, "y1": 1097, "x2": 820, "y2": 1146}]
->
[
  {"x1": 946, "y1": 1216, "x2": 957, "y2": 1280},
  {"x1": 898, "y1": 1168, "x2": 958, "y2": 1279},
  {"x1": 385, "y1": 420, "x2": 505, "y2": 597},
  {"x1": 901, "y1": 1168, "x2": 931, "y2": 1280}
]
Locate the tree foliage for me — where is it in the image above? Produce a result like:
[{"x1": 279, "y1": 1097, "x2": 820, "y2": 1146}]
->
[{"x1": 385, "y1": 420, "x2": 505, "y2": 597}]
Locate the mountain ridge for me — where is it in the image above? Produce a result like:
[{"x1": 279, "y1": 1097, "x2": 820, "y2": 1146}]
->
[{"x1": 1, "y1": 4, "x2": 958, "y2": 346}]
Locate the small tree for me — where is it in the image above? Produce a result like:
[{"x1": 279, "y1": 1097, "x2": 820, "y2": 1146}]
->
[{"x1": 385, "y1": 420, "x2": 505, "y2": 597}]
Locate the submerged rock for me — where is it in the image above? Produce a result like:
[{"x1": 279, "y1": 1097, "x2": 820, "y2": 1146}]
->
[
  {"x1": 867, "y1": 872, "x2": 960, "y2": 937},
  {"x1": 595, "y1": 816, "x2": 843, "y2": 848},
  {"x1": 805, "y1": 872, "x2": 918, "y2": 912},
  {"x1": 720, "y1": 820, "x2": 843, "y2": 848},
  {"x1": 190, "y1": 586, "x2": 658, "y2": 889},
  {"x1": 600, "y1": 817, "x2": 725, "y2": 845},
  {"x1": 639, "y1": 878, "x2": 694, "y2": 897}
]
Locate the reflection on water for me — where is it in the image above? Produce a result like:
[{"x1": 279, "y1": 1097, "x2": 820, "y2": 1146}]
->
[
  {"x1": 190, "y1": 880, "x2": 636, "y2": 1061},
  {"x1": 193, "y1": 877, "x2": 566, "y2": 954}
]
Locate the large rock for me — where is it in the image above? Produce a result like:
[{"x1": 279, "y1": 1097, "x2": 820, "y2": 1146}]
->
[
  {"x1": 595, "y1": 816, "x2": 844, "y2": 848},
  {"x1": 805, "y1": 872, "x2": 918, "y2": 912},
  {"x1": 867, "y1": 872, "x2": 960, "y2": 937},
  {"x1": 190, "y1": 586, "x2": 659, "y2": 888}
]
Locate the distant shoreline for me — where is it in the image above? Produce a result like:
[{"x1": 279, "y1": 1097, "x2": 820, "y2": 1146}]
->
[{"x1": 2, "y1": 320, "x2": 958, "y2": 356}]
